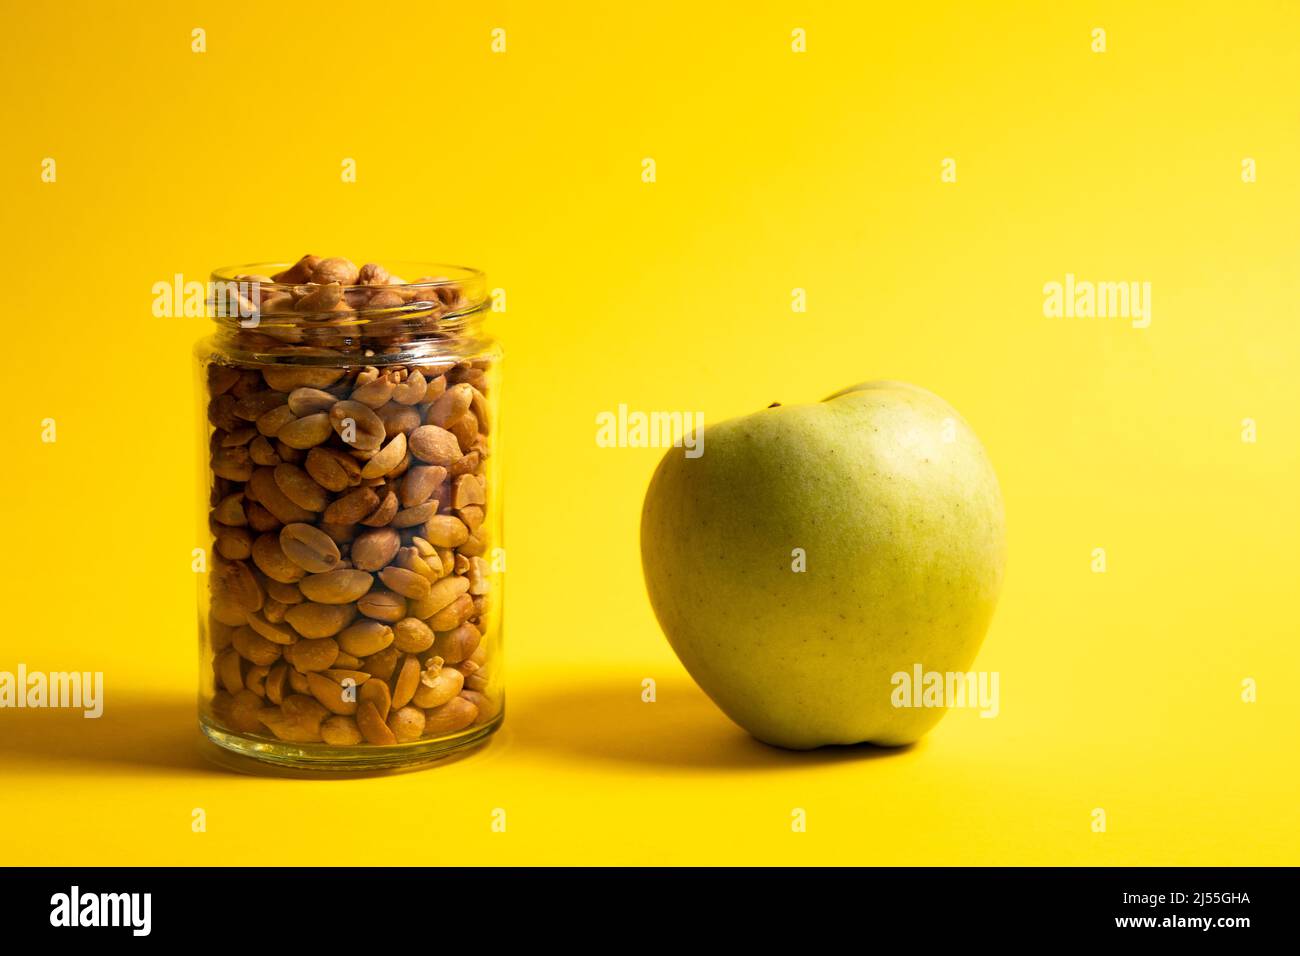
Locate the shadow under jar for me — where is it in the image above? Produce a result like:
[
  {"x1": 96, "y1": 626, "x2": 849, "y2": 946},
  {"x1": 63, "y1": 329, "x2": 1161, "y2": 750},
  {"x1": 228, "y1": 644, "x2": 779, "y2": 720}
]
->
[{"x1": 195, "y1": 258, "x2": 503, "y2": 771}]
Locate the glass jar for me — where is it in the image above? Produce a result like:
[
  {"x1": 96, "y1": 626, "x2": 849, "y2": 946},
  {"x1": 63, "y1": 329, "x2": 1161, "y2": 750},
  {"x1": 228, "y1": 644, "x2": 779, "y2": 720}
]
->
[{"x1": 195, "y1": 258, "x2": 502, "y2": 771}]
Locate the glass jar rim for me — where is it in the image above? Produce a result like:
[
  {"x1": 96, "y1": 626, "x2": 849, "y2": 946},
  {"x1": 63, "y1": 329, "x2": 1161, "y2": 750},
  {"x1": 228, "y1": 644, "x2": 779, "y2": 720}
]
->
[
  {"x1": 203, "y1": 258, "x2": 491, "y2": 363},
  {"x1": 205, "y1": 259, "x2": 489, "y2": 327},
  {"x1": 209, "y1": 260, "x2": 485, "y2": 295}
]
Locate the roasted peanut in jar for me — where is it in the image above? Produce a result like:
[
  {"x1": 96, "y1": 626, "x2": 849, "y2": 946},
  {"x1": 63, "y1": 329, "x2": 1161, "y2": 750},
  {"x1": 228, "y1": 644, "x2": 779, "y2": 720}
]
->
[{"x1": 197, "y1": 257, "x2": 502, "y2": 770}]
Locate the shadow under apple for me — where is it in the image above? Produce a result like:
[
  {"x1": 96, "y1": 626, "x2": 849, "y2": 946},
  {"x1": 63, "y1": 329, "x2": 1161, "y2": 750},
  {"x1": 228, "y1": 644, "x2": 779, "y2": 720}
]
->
[{"x1": 512, "y1": 674, "x2": 920, "y2": 771}]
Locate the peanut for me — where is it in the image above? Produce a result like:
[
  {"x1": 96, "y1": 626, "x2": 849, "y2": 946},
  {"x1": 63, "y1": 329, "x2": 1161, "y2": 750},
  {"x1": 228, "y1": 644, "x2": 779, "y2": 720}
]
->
[
  {"x1": 391, "y1": 501, "x2": 437, "y2": 528},
  {"x1": 265, "y1": 579, "x2": 305, "y2": 605},
  {"x1": 387, "y1": 705, "x2": 426, "y2": 742},
  {"x1": 272, "y1": 254, "x2": 321, "y2": 285},
  {"x1": 423, "y1": 697, "x2": 478, "y2": 736},
  {"x1": 467, "y1": 556, "x2": 490, "y2": 595},
  {"x1": 412, "y1": 658, "x2": 463, "y2": 708},
  {"x1": 351, "y1": 371, "x2": 396, "y2": 408},
  {"x1": 330, "y1": 400, "x2": 385, "y2": 451},
  {"x1": 357, "y1": 589, "x2": 407, "y2": 623},
  {"x1": 377, "y1": 402, "x2": 422, "y2": 437},
  {"x1": 337, "y1": 619, "x2": 394, "y2": 658},
  {"x1": 259, "y1": 695, "x2": 327, "y2": 742},
  {"x1": 274, "y1": 464, "x2": 329, "y2": 511},
  {"x1": 249, "y1": 467, "x2": 314, "y2": 524},
  {"x1": 311, "y1": 257, "x2": 359, "y2": 286},
  {"x1": 390, "y1": 654, "x2": 420, "y2": 709},
  {"x1": 423, "y1": 514, "x2": 469, "y2": 549},
  {"x1": 378, "y1": 566, "x2": 430, "y2": 601},
  {"x1": 350, "y1": 527, "x2": 401, "y2": 571},
  {"x1": 458, "y1": 505, "x2": 485, "y2": 533},
  {"x1": 356, "y1": 701, "x2": 397, "y2": 744},
  {"x1": 305, "y1": 446, "x2": 362, "y2": 491},
  {"x1": 212, "y1": 446, "x2": 253, "y2": 481},
  {"x1": 216, "y1": 648, "x2": 244, "y2": 693},
  {"x1": 392, "y1": 370, "x2": 427, "y2": 405},
  {"x1": 360, "y1": 491, "x2": 399, "y2": 527},
  {"x1": 399, "y1": 464, "x2": 446, "y2": 507},
  {"x1": 288, "y1": 637, "x2": 339, "y2": 673},
  {"x1": 265, "y1": 663, "x2": 288, "y2": 705},
  {"x1": 433, "y1": 622, "x2": 481, "y2": 664},
  {"x1": 426, "y1": 383, "x2": 473, "y2": 428},
  {"x1": 428, "y1": 593, "x2": 474, "y2": 632},
  {"x1": 213, "y1": 558, "x2": 264, "y2": 613},
  {"x1": 234, "y1": 390, "x2": 287, "y2": 422},
  {"x1": 231, "y1": 626, "x2": 282, "y2": 666},
  {"x1": 287, "y1": 387, "x2": 337, "y2": 416},
  {"x1": 215, "y1": 527, "x2": 253, "y2": 561},
  {"x1": 324, "y1": 486, "x2": 379, "y2": 525},
  {"x1": 321, "y1": 715, "x2": 363, "y2": 746},
  {"x1": 248, "y1": 438, "x2": 280, "y2": 466},
  {"x1": 392, "y1": 617, "x2": 435, "y2": 654},
  {"x1": 360, "y1": 645, "x2": 400, "y2": 682},
  {"x1": 212, "y1": 493, "x2": 248, "y2": 527},
  {"x1": 299, "y1": 569, "x2": 373, "y2": 604},
  {"x1": 452, "y1": 474, "x2": 486, "y2": 509},
  {"x1": 294, "y1": 281, "x2": 344, "y2": 313},
  {"x1": 359, "y1": 676, "x2": 392, "y2": 722},
  {"x1": 284, "y1": 602, "x2": 355, "y2": 639},
  {"x1": 459, "y1": 689, "x2": 498, "y2": 723},
  {"x1": 228, "y1": 690, "x2": 268, "y2": 733},
  {"x1": 409, "y1": 574, "x2": 468, "y2": 619},
  {"x1": 280, "y1": 522, "x2": 341, "y2": 573},
  {"x1": 306, "y1": 673, "x2": 358, "y2": 716},
  {"x1": 256, "y1": 404, "x2": 297, "y2": 437},
  {"x1": 408, "y1": 425, "x2": 462, "y2": 466},
  {"x1": 357, "y1": 262, "x2": 390, "y2": 285},
  {"x1": 287, "y1": 667, "x2": 312, "y2": 695},
  {"x1": 277, "y1": 412, "x2": 334, "y2": 448},
  {"x1": 360, "y1": 432, "x2": 406, "y2": 479}
]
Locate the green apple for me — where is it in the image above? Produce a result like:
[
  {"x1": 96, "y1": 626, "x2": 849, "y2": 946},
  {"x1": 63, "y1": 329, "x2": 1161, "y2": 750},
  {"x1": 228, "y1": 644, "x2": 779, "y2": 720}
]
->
[{"x1": 640, "y1": 381, "x2": 1005, "y2": 749}]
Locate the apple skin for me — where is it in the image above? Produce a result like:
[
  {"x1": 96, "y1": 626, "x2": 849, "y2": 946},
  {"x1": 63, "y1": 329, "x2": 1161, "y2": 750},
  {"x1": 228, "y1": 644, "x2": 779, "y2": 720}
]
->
[{"x1": 640, "y1": 381, "x2": 1006, "y2": 749}]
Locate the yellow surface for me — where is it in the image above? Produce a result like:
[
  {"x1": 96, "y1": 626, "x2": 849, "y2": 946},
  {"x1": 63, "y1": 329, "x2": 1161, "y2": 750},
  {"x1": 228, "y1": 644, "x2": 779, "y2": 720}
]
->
[{"x1": 1, "y1": 2, "x2": 1297, "y2": 865}]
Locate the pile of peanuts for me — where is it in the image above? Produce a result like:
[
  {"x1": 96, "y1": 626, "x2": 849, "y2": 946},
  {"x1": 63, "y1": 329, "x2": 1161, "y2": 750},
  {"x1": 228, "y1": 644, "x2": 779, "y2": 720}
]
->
[{"x1": 205, "y1": 255, "x2": 499, "y2": 747}]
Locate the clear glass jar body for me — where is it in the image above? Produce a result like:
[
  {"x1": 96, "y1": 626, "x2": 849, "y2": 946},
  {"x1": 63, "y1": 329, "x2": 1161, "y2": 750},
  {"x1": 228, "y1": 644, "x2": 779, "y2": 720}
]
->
[{"x1": 195, "y1": 262, "x2": 502, "y2": 771}]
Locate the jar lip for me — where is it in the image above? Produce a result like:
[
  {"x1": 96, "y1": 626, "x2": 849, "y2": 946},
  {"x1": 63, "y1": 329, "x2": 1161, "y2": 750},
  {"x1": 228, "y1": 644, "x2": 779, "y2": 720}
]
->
[
  {"x1": 209, "y1": 260, "x2": 485, "y2": 293},
  {"x1": 205, "y1": 260, "x2": 490, "y2": 329}
]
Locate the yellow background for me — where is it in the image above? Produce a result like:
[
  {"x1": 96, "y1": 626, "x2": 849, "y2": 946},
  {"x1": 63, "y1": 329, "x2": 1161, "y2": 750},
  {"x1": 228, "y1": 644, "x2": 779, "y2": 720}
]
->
[{"x1": 1, "y1": 1, "x2": 1297, "y2": 865}]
